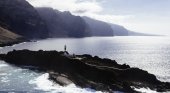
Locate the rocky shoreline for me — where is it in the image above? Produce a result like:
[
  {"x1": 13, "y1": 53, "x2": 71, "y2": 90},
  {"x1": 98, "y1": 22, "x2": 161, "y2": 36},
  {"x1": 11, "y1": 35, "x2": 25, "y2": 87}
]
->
[
  {"x1": 0, "y1": 40, "x2": 24, "y2": 47},
  {"x1": 0, "y1": 50, "x2": 170, "y2": 93}
]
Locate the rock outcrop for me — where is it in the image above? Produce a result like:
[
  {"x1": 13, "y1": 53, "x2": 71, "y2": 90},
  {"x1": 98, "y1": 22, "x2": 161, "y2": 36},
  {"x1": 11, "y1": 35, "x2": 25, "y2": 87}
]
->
[
  {"x1": 0, "y1": 0, "x2": 48, "y2": 39},
  {"x1": 1, "y1": 50, "x2": 170, "y2": 92}
]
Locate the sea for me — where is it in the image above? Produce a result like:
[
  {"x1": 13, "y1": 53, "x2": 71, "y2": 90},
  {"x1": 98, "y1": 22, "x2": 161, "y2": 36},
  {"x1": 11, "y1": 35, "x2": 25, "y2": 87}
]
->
[{"x1": 0, "y1": 36, "x2": 170, "y2": 93}]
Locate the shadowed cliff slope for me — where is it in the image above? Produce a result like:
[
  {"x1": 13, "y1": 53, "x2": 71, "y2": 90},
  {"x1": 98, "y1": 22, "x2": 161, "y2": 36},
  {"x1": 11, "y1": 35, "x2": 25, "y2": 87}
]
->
[
  {"x1": 110, "y1": 24, "x2": 129, "y2": 36},
  {"x1": 0, "y1": 0, "x2": 48, "y2": 39},
  {"x1": 36, "y1": 7, "x2": 91, "y2": 38},
  {"x1": 83, "y1": 17, "x2": 114, "y2": 36}
]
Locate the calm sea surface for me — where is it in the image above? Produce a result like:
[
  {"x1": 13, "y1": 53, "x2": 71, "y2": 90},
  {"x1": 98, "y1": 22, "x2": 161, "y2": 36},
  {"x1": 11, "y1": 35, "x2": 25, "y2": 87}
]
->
[{"x1": 0, "y1": 36, "x2": 170, "y2": 93}]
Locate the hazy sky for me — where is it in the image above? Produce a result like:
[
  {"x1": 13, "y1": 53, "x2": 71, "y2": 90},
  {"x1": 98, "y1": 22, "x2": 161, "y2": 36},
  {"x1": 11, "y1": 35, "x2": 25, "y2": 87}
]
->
[{"x1": 27, "y1": 0, "x2": 170, "y2": 35}]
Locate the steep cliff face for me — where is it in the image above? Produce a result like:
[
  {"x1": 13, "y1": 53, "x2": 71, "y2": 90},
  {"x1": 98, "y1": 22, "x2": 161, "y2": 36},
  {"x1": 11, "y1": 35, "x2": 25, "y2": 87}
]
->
[
  {"x1": 0, "y1": 0, "x2": 48, "y2": 39},
  {"x1": 57, "y1": 11, "x2": 91, "y2": 37},
  {"x1": 36, "y1": 7, "x2": 91, "y2": 38},
  {"x1": 36, "y1": 8, "x2": 67, "y2": 37},
  {"x1": 110, "y1": 24, "x2": 129, "y2": 36},
  {"x1": 83, "y1": 17, "x2": 114, "y2": 36}
]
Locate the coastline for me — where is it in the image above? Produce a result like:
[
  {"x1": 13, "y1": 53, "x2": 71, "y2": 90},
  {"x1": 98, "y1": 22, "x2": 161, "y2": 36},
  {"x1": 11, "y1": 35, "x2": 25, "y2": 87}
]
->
[
  {"x1": 0, "y1": 41, "x2": 24, "y2": 47},
  {"x1": 0, "y1": 38, "x2": 31, "y2": 48}
]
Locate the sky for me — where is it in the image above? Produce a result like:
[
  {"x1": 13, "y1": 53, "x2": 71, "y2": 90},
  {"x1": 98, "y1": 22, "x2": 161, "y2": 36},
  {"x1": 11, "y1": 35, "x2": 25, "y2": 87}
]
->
[{"x1": 27, "y1": 0, "x2": 170, "y2": 35}]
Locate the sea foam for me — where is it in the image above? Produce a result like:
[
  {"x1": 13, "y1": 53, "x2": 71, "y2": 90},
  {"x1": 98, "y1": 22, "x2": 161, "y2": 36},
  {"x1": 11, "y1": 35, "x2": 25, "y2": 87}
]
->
[{"x1": 29, "y1": 73, "x2": 105, "y2": 93}]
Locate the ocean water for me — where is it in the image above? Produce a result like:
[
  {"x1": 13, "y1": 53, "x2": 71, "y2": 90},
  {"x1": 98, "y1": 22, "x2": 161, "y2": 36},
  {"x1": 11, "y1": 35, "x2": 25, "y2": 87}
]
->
[{"x1": 0, "y1": 36, "x2": 170, "y2": 93}]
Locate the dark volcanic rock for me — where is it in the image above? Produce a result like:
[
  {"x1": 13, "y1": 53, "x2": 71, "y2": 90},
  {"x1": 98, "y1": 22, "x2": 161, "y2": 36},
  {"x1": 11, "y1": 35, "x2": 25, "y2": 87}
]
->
[
  {"x1": 0, "y1": 0, "x2": 48, "y2": 39},
  {"x1": 1, "y1": 50, "x2": 170, "y2": 92}
]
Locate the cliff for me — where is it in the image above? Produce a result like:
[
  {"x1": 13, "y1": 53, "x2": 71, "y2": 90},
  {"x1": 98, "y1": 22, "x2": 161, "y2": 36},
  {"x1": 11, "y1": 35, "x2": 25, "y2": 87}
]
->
[
  {"x1": 36, "y1": 7, "x2": 91, "y2": 38},
  {"x1": 110, "y1": 24, "x2": 129, "y2": 36},
  {"x1": 83, "y1": 17, "x2": 114, "y2": 36},
  {"x1": 0, "y1": 0, "x2": 48, "y2": 39}
]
